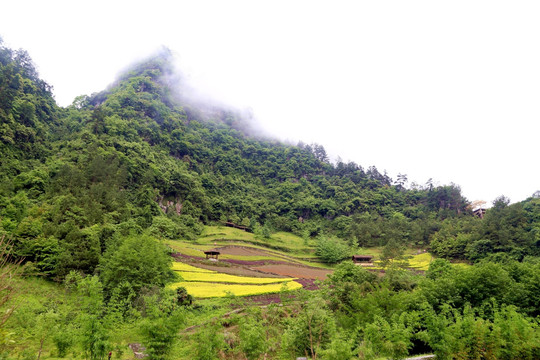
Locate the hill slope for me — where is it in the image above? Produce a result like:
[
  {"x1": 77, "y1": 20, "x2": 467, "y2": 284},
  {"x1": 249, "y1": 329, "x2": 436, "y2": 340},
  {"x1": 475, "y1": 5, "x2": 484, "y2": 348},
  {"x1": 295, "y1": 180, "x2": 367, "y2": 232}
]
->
[{"x1": 1, "y1": 42, "x2": 539, "y2": 282}]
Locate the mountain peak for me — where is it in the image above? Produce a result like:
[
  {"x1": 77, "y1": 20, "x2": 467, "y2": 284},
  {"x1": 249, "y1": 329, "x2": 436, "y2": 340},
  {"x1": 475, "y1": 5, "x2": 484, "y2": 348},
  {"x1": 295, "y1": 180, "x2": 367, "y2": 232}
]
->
[{"x1": 86, "y1": 48, "x2": 264, "y2": 137}]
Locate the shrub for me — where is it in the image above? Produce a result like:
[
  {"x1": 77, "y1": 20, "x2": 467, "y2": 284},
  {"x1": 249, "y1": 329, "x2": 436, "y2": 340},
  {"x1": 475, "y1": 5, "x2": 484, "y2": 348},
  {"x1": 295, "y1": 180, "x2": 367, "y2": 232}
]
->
[
  {"x1": 100, "y1": 235, "x2": 176, "y2": 297},
  {"x1": 316, "y1": 236, "x2": 350, "y2": 264}
]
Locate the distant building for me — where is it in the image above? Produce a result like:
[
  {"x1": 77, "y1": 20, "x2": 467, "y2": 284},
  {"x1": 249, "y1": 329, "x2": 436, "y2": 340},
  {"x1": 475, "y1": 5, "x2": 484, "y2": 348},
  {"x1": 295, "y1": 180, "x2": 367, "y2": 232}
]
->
[
  {"x1": 352, "y1": 255, "x2": 373, "y2": 265},
  {"x1": 473, "y1": 208, "x2": 486, "y2": 219},
  {"x1": 204, "y1": 249, "x2": 220, "y2": 260}
]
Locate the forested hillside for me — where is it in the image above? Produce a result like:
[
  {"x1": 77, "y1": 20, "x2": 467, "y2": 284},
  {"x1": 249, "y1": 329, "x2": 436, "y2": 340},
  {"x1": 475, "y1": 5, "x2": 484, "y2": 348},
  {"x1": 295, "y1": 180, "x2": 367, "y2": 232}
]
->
[
  {"x1": 1, "y1": 40, "x2": 539, "y2": 359},
  {"x1": 2, "y1": 42, "x2": 538, "y2": 274}
]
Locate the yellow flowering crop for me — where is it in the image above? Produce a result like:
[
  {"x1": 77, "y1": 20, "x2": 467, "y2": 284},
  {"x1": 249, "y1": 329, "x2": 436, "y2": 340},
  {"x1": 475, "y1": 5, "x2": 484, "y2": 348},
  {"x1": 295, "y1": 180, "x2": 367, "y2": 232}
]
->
[
  {"x1": 407, "y1": 252, "x2": 433, "y2": 271},
  {"x1": 169, "y1": 280, "x2": 303, "y2": 298},
  {"x1": 178, "y1": 271, "x2": 294, "y2": 284},
  {"x1": 171, "y1": 262, "x2": 215, "y2": 273}
]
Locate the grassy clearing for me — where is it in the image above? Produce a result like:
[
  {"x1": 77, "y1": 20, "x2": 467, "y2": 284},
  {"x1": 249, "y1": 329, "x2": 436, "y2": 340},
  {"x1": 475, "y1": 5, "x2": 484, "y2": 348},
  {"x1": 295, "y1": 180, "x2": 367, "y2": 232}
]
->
[
  {"x1": 167, "y1": 241, "x2": 207, "y2": 257},
  {"x1": 355, "y1": 248, "x2": 436, "y2": 271},
  {"x1": 199, "y1": 226, "x2": 315, "y2": 253},
  {"x1": 169, "y1": 280, "x2": 303, "y2": 298},
  {"x1": 166, "y1": 241, "x2": 284, "y2": 262},
  {"x1": 199, "y1": 226, "x2": 255, "y2": 242},
  {"x1": 171, "y1": 227, "x2": 442, "y2": 273},
  {"x1": 355, "y1": 247, "x2": 383, "y2": 257},
  {"x1": 406, "y1": 252, "x2": 434, "y2": 271}
]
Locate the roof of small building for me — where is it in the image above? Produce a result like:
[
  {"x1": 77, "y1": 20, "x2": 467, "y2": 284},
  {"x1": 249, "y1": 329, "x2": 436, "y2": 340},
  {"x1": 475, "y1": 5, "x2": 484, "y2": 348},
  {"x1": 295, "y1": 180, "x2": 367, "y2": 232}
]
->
[{"x1": 352, "y1": 255, "x2": 373, "y2": 259}]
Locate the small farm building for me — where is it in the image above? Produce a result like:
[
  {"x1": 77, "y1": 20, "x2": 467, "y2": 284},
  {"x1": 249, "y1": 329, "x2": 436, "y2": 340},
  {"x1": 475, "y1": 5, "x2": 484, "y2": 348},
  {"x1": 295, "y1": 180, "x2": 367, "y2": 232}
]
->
[
  {"x1": 204, "y1": 249, "x2": 221, "y2": 260},
  {"x1": 352, "y1": 255, "x2": 373, "y2": 263}
]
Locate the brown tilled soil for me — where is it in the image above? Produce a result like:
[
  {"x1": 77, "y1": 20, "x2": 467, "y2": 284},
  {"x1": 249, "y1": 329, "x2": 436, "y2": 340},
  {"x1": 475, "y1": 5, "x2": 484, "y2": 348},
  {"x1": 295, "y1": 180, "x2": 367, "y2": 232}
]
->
[
  {"x1": 173, "y1": 245, "x2": 333, "y2": 295},
  {"x1": 215, "y1": 246, "x2": 270, "y2": 256},
  {"x1": 252, "y1": 264, "x2": 332, "y2": 281},
  {"x1": 188, "y1": 261, "x2": 286, "y2": 278}
]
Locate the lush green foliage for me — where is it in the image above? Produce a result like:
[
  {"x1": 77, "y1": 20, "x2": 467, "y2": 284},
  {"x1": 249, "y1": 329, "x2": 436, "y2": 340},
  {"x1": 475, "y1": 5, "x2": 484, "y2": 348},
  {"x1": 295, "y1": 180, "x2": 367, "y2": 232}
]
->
[
  {"x1": 315, "y1": 236, "x2": 351, "y2": 263},
  {"x1": 1, "y1": 40, "x2": 540, "y2": 359},
  {"x1": 100, "y1": 235, "x2": 176, "y2": 296},
  {"x1": 139, "y1": 292, "x2": 186, "y2": 360}
]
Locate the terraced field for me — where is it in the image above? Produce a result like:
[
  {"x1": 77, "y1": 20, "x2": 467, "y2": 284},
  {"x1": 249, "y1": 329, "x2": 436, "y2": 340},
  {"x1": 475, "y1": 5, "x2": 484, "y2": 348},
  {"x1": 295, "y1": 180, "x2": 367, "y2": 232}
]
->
[
  {"x1": 167, "y1": 226, "x2": 443, "y2": 298},
  {"x1": 165, "y1": 226, "x2": 334, "y2": 270},
  {"x1": 166, "y1": 226, "x2": 331, "y2": 298},
  {"x1": 169, "y1": 256, "x2": 305, "y2": 298}
]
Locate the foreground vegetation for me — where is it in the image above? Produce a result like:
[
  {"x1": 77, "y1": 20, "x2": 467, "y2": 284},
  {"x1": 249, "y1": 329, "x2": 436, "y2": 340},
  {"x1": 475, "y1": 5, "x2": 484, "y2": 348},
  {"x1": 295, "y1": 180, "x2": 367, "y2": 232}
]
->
[{"x1": 2, "y1": 257, "x2": 539, "y2": 359}]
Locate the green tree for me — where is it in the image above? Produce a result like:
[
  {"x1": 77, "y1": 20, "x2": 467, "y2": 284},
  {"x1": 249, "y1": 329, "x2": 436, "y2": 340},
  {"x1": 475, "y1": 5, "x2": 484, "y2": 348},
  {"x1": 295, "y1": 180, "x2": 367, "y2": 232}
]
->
[
  {"x1": 193, "y1": 322, "x2": 226, "y2": 360},
  {"x1": 380, "y1": 238, "x2": 406, "y2": 268},
  {"x1": 239, "y1": 315, "x2": 266, "y2": 360},
  {"x1": 99, "y1": 235, "x2": 176, "y2": 298},
  {"x1": 35, "y1": 310, "x2": 59, "y2": 360},
  {"x1": 0, "y1": 236, "x2": 20, "y2": 352},
  {"x1": 425, "y1": 258, "x2": 454, "y2": 280},
  {"x1": 315, "y1": 236, "x2": 350, "y2": 264},
  {"x1": 140, "y1": 291, "x2": 185, "y2": 360},
  {"x1": 72, "y1": 274, "x2": 110, "y2": 360},
  {"x1": 281, "y1": 295, "x2": 336, "y2": 359},
  {"x1": 360, "y1": 314, "x2": 413, "y2": 360},
  {"x1": 325, "y1": 261, "x2": 377, "y2": 315}
]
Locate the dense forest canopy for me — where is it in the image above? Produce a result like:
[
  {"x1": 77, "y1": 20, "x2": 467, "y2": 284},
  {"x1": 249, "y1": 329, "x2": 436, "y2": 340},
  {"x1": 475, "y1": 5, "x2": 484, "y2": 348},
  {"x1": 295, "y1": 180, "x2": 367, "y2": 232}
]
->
[{"x1": 0, "y1": 40, "x2": 539, "y2": 359}]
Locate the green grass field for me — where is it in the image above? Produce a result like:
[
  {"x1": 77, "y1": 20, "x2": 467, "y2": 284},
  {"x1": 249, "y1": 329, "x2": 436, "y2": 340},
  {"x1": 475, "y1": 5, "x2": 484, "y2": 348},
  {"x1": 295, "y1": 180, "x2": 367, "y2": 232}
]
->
[
  {"x1": 166, "y1": 241, "x2": 292, "y2": 262},
  {"x1": 198, "y1": 226, "x2": 316, "y2": 254}
]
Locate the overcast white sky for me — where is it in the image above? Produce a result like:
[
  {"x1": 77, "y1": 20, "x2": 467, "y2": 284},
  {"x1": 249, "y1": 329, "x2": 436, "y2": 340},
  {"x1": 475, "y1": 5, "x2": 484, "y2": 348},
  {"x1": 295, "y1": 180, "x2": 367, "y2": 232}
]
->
[{"x1": 1, "y1": 1, "x2": 538, "y2": 205}]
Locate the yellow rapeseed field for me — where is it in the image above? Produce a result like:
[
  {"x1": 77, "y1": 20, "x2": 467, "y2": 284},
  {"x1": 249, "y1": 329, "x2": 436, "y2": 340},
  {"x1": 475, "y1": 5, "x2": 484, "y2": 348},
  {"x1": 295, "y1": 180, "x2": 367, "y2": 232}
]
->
[
  {"x1": 407, "y1": 252, "x2": 433, "y2": 271},
  {"x1": 171, "y1": 262, "x2": 216, "y2": 273},
  {"x1": 170, "y1": 261, "x2": 303, "y2": 297},
  {"x1": 169, "y1": 280, "x2": 303, "y2": 298},
  {"x1": 179, "y1": 272, "x2": 294, "y2": 284}
]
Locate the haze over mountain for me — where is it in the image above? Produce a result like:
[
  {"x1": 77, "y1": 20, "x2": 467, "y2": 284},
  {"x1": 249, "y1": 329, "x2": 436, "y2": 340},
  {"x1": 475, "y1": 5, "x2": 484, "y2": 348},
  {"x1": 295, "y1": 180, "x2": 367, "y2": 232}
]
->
[{"x1": 1, "y1": 1, "x2": 538, "y2": 205}]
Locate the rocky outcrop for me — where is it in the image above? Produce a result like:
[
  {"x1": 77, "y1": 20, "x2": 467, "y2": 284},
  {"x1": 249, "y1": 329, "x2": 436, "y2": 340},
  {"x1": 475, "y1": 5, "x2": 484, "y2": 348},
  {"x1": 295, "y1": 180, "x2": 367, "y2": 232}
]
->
[{"x1": 156, "y1": 195, "x2": 182, "y2": 215}]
